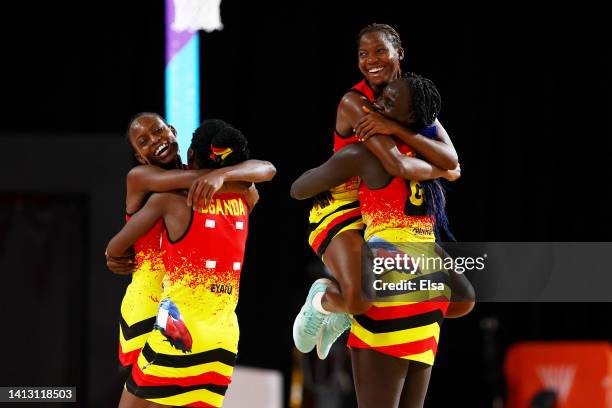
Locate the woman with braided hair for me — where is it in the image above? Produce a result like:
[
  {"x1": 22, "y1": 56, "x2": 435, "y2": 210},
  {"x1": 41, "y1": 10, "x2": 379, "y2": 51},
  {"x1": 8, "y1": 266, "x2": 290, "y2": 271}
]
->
[
  {"x1": 292, "y1": 23, "x2": 467, "y2": 363},
  {"x1": 108, "y1": 120, "x2": 275, "y2": 407},
  {"x1": 292, "y1": 74, "x2": 473, "y2": 408},
  {"x1": 107, "y1": 113, "x2": 275, "y2": 381}
]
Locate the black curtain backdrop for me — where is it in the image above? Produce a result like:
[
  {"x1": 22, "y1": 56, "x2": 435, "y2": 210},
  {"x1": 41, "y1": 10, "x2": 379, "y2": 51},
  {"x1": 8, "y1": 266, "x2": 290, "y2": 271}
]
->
[
  {"x1": 1, "y1": 1, "x2": 610, "y2": 407},
  {"x1": 0, "y1": 137, "x2": 130, "y2": 407},
  {"x1": 0, "y1": 195, "x2": 87, "y2": 407}
]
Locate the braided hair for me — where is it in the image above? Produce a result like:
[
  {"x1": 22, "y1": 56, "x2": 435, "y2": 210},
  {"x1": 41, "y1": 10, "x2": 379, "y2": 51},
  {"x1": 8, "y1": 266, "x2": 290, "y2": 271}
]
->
[
  {"x1": 125, "y1": 112, "x2": 182, "y2": 169},
  {"x1": 191, "y1": 119, "x2": 250, "y2": 169},
  {"x1": 398, "y1": 73, "x2": 455, "y2": 241},
  {"x1": 403, "y1": 72, "x2": 442, "y2": 131}
]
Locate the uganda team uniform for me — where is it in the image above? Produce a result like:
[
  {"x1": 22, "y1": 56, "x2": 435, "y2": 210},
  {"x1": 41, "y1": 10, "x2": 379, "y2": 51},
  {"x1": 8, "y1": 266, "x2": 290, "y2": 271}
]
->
[
  {"x1": 119, "y1": 215, "x2": 165, "y2": 367},
  {"x1": 347, "y1": 174, "x2": 451, "y2": 366},
  {"x1": 307, "y1": 80, "x2": 375, "y2": 258},
  {"x1": 126, "y1": 193, "x2": 249, "y2": 407},
  {"x1": 308, "y1": 80, "x2": 449, "y2": 365}
]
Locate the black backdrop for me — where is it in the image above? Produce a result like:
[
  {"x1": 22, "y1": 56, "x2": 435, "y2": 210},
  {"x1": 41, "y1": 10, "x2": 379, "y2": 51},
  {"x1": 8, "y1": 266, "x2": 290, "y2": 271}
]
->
[{"x1": 1, "y1": 1, "x2": 610, "y2": 407}]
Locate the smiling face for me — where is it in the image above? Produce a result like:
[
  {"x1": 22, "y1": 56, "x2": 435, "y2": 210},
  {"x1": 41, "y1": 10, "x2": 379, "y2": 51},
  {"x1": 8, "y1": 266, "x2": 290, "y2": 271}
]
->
[
  {"x1": 373, "y1": 79, "x2": 414, "y2": 127},
  {"x1": 358, "y1": 31, "x2": 404, "y2": 92},
  {"x1": 128, "y1": 114, "x2": 179, "y2": 166}
]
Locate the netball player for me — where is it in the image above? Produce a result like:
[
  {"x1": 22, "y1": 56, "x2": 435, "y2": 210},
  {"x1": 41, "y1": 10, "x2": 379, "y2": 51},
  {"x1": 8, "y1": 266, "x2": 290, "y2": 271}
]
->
[
  {"x1": 292, "y1": 74, "x2": 471, "y2": 407},
  {"x1": 110, "y1": 113, "x2": 275, "y2": 371},
  {"x1": 107, "y1": 120, "x2": 270, "y2": 407},
  {"x1": 293, "y1": 23, "x2": 461, "y2": 358}
]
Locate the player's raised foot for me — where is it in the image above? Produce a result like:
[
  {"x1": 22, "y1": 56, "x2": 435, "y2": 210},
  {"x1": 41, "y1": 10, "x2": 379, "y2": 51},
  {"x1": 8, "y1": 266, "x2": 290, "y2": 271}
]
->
[
  {"x1": 316, "y1": 312, "x2": 351, "y2": 360},
  {"x1": 293, "y1": 278, "x2": 331, "y2": 353}
]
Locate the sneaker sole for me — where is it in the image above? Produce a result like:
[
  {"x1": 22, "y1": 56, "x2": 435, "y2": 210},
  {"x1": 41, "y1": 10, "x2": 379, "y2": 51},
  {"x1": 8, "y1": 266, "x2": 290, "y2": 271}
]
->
[
  {"x1": 292, "y1": 306, "x2": 312, "y2": 353},
  {"x1": 294, "y1": 278, "x2": 332, "y2": 354},
  {"x1": 315, "y1": 323, "x2": 327, "y2": 360}
]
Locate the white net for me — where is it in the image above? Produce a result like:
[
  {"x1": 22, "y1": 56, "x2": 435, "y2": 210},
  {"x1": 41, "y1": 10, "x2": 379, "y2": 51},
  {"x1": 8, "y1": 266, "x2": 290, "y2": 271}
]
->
[{"x1": 172, "y1": 0, "x2": 223, "y2": 32}]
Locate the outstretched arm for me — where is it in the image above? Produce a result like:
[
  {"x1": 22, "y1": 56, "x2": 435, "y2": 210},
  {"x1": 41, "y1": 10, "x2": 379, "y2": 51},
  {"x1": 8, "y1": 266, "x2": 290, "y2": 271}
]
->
[
  {"x1": 188, "y1": 160, "x2": 276, "y2": 209},
  {"x1": 127, "y1": 160, "x2": 275, "y2": 211},
  {"x1": 290, "y1": 148, "x2": 364, "y2": 200},
  {"x1": 127, "y1": 165, "x2": 208, "y2": 195},
  {"x1": 336, "y1": 93, "x2": 459, "y2": 181},
  {"x1": 216, "y1": 159, "x2": 277, "y2": 183},
  {"x1": 355, "y1": 107, "x2": 459, "y2": 170},
  {"x1": 126, "y1": 165, "x2": 212, "y2": 213}
]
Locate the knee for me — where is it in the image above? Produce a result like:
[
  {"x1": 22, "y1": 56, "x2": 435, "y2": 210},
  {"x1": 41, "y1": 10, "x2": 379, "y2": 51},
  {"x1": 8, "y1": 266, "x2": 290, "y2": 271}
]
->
[
  {"x1": 456, "y1": 283, "x2": 476, "y2": 303},
  {"x1": 450, "y1": 273, "x2": 476, "y2": 303},
  {"x1": 446, "y1": 281, "x2": 476, "y2": 318},
  {"x1": 446, "y1": 300, "x2": 475, "y2": 318}
]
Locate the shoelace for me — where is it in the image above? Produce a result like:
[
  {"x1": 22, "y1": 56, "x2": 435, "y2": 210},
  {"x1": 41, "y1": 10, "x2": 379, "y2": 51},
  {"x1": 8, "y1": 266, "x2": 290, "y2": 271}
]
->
[
  {"x1": 303, "y1": 310, "x2": 325, "y2": 336},
  {"x1": 323, "y1": 315, "x2": 350, "y2": 343},
  {"x1": 332, "y1": 316, "x2": 351, "y2": 332},
  {"x1": 332, "y1": 316, "x2": 350, "y2": 332}
]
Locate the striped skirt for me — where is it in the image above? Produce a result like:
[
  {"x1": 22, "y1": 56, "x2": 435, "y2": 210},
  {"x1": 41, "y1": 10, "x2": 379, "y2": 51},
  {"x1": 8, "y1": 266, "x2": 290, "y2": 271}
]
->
[
  {"x1": 348, "y1": 238, "x2": 451, "y2": 366},
  {"x1": 308, "y1": 198, "x2": 364, "y2": 258}
]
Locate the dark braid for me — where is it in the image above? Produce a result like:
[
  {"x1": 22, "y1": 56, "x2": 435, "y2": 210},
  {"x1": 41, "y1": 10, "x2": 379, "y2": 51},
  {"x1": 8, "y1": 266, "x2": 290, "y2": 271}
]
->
[
  {"x1": 357, "y1": 23, "x2": 402, "y2": 51},
  {"x1": 125, "y1": 112, "x2": 182, "y2": 169},
  {"x1": 422, "y1": 179, "x2": 455, "y2": 241},
  {"x1": 398, "y1": 73, "x2": 455, "y2": 241},
  {"x1": 402, "y1": 72, "x2": 442, "y2": 131}
]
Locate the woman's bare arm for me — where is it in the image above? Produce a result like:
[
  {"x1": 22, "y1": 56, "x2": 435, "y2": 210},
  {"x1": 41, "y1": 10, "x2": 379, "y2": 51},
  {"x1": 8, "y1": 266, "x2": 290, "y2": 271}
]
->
[
  {"x1": 355, "y1": 108, "x2": 459, "y2": 170},
  {"x1": 187, "y1": 160, "x2": 276, "y2": 209},
  {"x1": 336, "y1": 93, "x2": 459, "y2": 180},
  {"x1": 106, "y1": 194, "x2": 167, "y2": 274}
]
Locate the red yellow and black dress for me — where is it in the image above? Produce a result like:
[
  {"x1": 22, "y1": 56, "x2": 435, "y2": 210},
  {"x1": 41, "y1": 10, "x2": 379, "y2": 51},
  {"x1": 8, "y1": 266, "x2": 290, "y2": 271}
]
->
[
  {"x1": 307, "y1": 80, "x2": 376, "y2": 258},
  {"x1": 126, "y1": 193, "x2": 249, "y2": 407},
  {"x1": 347, "y1": 175, "x2": 451, "y2": 366},
  {"x1": 119, "y1": 215, "x2": 165, "y2": 367}
]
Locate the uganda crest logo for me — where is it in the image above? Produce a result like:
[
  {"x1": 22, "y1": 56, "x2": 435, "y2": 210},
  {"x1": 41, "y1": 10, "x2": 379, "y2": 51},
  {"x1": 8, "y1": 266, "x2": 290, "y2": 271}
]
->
[{"x1": 154, "y1": 298, "x2": 193, "y2": 353}]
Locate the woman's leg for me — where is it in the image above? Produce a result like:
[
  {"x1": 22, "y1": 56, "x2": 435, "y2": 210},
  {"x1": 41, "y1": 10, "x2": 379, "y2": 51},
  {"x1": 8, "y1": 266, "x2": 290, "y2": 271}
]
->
[
  {"x1": 293, "y1": 229, "x2": 372, "y2": 356},
  {"x1": 320, "y1": 229, "x2": 372, "y2": 315},
  {"x1": 351, "y1": 348, "x2": 410, "y2": 408},
  {"x1": 397, "y1": 360, "x2": 433, "y2": 408}
]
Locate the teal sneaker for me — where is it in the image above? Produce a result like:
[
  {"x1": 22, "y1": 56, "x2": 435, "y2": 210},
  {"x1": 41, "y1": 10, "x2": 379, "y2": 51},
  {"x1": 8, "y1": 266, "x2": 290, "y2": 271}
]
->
[
  {"x1": 316, "y1": 313, "x2": 351, "y2": 359},
  {"x1": 293, "y1": 278, "x2": 331, "y2": 353}
]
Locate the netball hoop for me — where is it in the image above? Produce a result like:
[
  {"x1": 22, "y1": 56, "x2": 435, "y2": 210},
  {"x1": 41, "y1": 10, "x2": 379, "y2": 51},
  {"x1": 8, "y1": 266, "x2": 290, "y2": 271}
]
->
[{"x1": 172, "y1": 0, "x2": 223, "y2": 32}]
